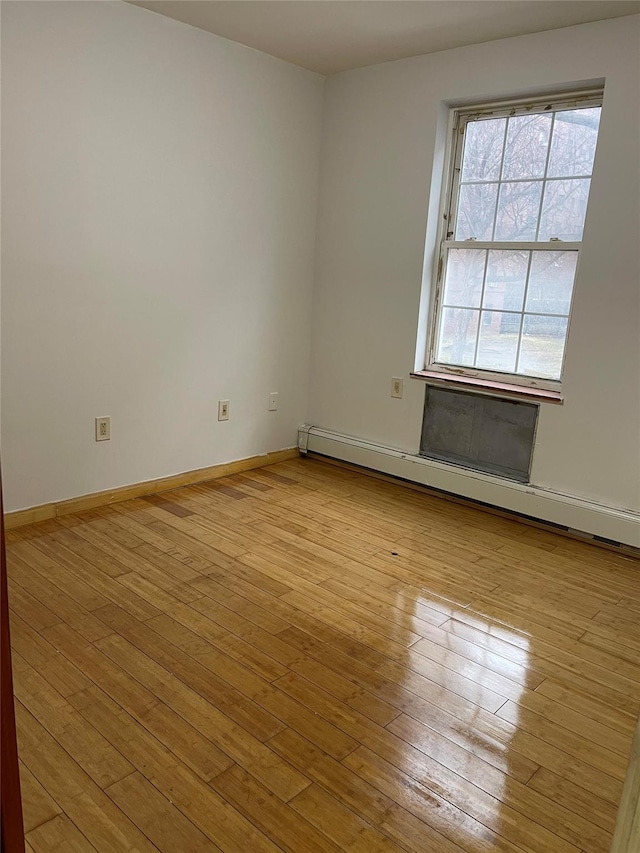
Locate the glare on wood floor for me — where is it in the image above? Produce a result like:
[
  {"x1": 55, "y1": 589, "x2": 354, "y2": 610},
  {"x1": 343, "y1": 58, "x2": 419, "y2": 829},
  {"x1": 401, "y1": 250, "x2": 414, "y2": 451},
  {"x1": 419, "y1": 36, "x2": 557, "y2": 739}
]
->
[{"x1": 7, "y1": 457, "x2": 639, "y2": 853}]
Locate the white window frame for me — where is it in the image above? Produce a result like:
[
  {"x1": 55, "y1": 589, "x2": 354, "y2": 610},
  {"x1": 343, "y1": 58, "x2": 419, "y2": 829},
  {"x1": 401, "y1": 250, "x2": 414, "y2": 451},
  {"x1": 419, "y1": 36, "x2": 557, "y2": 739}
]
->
[{"x1": 426, "y1": 89, "x2": 603, "y2": 392}]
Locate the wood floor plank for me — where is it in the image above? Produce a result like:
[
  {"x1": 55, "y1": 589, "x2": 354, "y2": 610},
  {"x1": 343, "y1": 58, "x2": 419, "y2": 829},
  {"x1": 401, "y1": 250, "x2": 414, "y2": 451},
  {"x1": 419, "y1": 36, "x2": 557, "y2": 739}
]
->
[
  {"x1": 68, "y1": 521, "x2": 206, "y2": 606},
  {"x1": 116, "y1": 569, "x2": 201, "y2": 609},
  {"x1": 135, "y1": 514, "x2": 246, "y2": 562},
  {"x1": 16, "y1": 703, "x2": 102, "y2": 804},
  {"x1": 495, "y1": 700, "x2": 630, "y2": 774},
  {"x1": 35, "y1": 653, "x2": 98, "y2": 699},
  {"x1": 19, "y1": 760, "x2": 63, "y2": 833},
  {"x1": 156, "y1": 599, "x2": 304, "y2": 683},
  {"x1": 284, "y1": 575, "x2": 440, "y2": 643},
  {"x1": 7, "y1": 573, "x2": 64, "y2": 631},
  {"x1": 289, "y1": 783, "x2": 406, "y2": 853},
  {"x1": 14, "y1": 666, "x2": 134, "y2": 790},
  {"x1": 533, "y1": 679, "x2": 637, "y2": 737},
  {"x1": 285, "y1": 731, "x2": 470, "y2": 853},
  {"x1": 16, "y1": 704, "x2": 160, "y2": 852},
  {"x1": 147, "y1": 512, "x2": 250, "y2": 559},
  {"x1": 116, "y1": 607, "x2": 361, "y2": 760},
  {"x1": 60, "y1": 787, "x2": 162, "y2": 853},
  {"x1": 494, "y1": 540, "x2": 639, "y2": 585},
  {"x1": 579, "y1": 630, "x2": 640, "y2": 666},
  {"x1": 504, "y1": 691, "x2": 633, "y2": 756},
  {"x1": 133, "y1": 542, "x2": 205, "y2": 582},
  {"x1": 26, "y1": 814, "x2": 97, "y2": 852},
  {"x1": 92, "y1": 625, "x2": 308, "y2": 801},
  {"x1": 77, "y1": 515, "x2": 149, "y2": 551},
  {"x1": 101, "y1": 506, "x2": 216, "y2": 573},
  {"x1": 526, "y1": 767, "x2": 618, "y2": 834},
  {"x1": 40, "y1": 621, "x2": 234, "y2": 780},
  {"x1": 366, "y1": 550, "x2": 497, "y2": 600},
  {"x1": 9, "y1": 539, "x2": 112, "y2": 611},
  {"x1": 344, "y1": 746, "x2": 596, "y2": 853},
  {"x1": 282, "y1": 655, "x2": 401, "y2": 727},
  {"x1": 9, "y1": 612, "x2": 59, "y2": 669},
  {"x1": 409, "y1": 629, "x2": 546, "y2": 689},
  {"x1": 210, "y1": 765, "x2": 344, "y2": 853},
  {"x1": 41, "y1": 622, "x2": 158, "y2": 717},
  {"x1": 106, "y1": 771, "x2": 219, "y2": 852},
  {"x1": 375, "y1": 649, "x2": 506, "y2": 713},
  {"x1": 11, "y1": 649, "x2": 31, "y2": 672},
  {"x1": 318, "y1": 576, "x2": 450, "y2": 629},
  {"x1": 274, "y1": 626, "x2": 547, "y2": 780},
  {"x1": 276, "y1": 648, "x2": 538, "y2": 781},
  {"x1": 8, "y1": 553, "x2": 112, "y2": 642},
  {"x1": 43, "y1": 527, "x2": 132, "y2": 579},
  {"x1": 269, "y1": 727, "x2": 529, "y2": 853},
  {"x1": 350, "y1": 728, "x2": 610, "y2": 853},
  {"x1": 470, "y1": 590, "x2": 640, "y2": 657},
  {"x1": 94, "y1": 605, "x2": 292, "y2": 742},
  {"x1": 30, "y1": 532, "x2": 162, "y2": 620},
  {"x1": 205, "y1": 554, "x2": 295, "y2": 597},
  {"x1": 70, "y1": 687, "x2": 287, "y2": 853},
  {"x1": 438, "y1": 616, "x2": 640, "y2": 716},
  {"x1": 389, "y1": 712, "x2": 623, "y2": 805},
  {"x1": 192, "y1": 576, "x2": 291, "y2": 634},
  {"x1": 241, "y1": 543, "x2": 336, "y2": 585},
  {"x1": 475, "y1": 553, "x2": 633, "y2": 609},
  {"x1": 8, "y1": 456, "x2": 638, "y2": 853}
]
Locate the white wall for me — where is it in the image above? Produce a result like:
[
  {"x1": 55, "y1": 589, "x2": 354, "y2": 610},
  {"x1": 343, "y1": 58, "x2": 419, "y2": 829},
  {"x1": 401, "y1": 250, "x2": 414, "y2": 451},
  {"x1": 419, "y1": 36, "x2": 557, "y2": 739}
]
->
[
  {"x1": 1, "y1": 1, "x2": 323, "y2": 511},
  {"x1": 308, "y1": 16, "x2": 640, "y2": 514},
  {"x1": 3, "y1": 6, "x2": 639, "y2": 522}
]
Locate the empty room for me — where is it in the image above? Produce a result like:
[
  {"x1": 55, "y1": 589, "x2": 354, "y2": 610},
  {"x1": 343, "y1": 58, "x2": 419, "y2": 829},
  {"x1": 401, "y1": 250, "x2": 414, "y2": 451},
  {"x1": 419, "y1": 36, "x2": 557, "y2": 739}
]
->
[{"x1": 1, "y1": 1, "x2": 639, "y2": 852}]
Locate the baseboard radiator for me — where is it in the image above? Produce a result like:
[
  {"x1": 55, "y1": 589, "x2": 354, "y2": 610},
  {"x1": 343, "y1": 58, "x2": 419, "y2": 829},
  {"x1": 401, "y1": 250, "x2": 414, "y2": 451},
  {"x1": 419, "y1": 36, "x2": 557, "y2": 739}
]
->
[{"x1": 298, "y1": 425, "x2": 640, "y2": 550}]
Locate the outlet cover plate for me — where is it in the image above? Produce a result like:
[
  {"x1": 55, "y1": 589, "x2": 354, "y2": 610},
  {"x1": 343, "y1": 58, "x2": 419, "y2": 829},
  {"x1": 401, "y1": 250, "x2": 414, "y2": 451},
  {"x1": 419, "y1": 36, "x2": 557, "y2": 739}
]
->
[{"x1": 95, "y1": 416, "x2": 111, "y2": 441}]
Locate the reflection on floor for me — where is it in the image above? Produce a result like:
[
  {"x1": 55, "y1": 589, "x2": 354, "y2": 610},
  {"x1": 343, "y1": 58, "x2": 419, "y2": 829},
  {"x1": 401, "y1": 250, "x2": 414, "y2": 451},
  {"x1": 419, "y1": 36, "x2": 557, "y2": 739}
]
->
[{"x1": 6, "y1": 456, "x2": 640, "y2": 853}]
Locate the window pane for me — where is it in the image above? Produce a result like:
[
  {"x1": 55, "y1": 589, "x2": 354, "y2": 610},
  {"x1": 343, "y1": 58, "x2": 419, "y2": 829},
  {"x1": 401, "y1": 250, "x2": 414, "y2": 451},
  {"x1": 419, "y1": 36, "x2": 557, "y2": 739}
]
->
[
  {"x1": 442, "y1": 249, "x2": 486, "y2": 308},
  {"x1": 436, "y1": 307, "x2": 479, "y2": 367},
  {"x1": 455, "y1": 183, "x2": 498, "y2": 240},
  {"x1": 517, "y1": 315, "x2": 568, "y2": 379},
  {"x1": 476, "y1": 311, "x2": 520, "y2": 372},
  {"x1": 461, "y1": 118, "x2": 506, "y2": 182},
  {"x1": 484, "y1": 250, "x2": 529, "y2": 311},
  {"x1": 494, "y1": 181, "x2": 543, "y2": 241},
  {"x1": 525, "y1": 251, "x2": 577, "y2": 315},
  {"x1": 502, "y1": 114, "x2": 552, "y2": 179},
  {"x1": 538, "y1": 178, "x2": 590, "y2": 241},
  {"x1": 436, "y1": 98, "x2": 602, "y2": 384},
  {"x1": 547, "y1": 107, "x2": 601, "y2": 178}
]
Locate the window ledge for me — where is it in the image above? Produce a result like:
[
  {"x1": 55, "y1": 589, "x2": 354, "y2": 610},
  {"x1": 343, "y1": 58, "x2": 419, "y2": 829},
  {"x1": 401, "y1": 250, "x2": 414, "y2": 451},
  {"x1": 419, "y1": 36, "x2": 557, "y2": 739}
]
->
[{"x1": 410, "y1": 370, "x2": 564, "y2": 404}]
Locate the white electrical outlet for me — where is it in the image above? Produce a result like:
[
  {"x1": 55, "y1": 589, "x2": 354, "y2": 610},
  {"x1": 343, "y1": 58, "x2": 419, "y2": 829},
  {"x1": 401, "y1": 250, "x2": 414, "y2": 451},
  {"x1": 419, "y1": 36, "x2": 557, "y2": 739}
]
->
[
  {"x1": 218, "y1": 400, "x2": 230, "y2": 421},
  {"x1": 268, "y1": 392, "x2": 278, "y2": 412},
  {"x1": 391, "y1": 377, "x2": 404, "y2": 399},
  {"x1": 95, "y1": 416, "x2": 111, "y2": 441}
]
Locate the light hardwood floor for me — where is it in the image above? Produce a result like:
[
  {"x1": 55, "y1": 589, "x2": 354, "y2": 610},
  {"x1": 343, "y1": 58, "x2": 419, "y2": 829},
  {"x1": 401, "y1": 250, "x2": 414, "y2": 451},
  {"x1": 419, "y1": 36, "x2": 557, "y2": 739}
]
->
[{"x1": 6, "y1": 456, "x2": 640, "y2": 853}]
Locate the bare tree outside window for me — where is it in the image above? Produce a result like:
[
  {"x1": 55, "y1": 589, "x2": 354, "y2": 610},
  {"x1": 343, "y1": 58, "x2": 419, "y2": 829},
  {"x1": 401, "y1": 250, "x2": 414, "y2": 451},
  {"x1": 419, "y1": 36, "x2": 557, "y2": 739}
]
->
[{"x1": 431, "y1": 96, "x2": 602, "y2": 383}]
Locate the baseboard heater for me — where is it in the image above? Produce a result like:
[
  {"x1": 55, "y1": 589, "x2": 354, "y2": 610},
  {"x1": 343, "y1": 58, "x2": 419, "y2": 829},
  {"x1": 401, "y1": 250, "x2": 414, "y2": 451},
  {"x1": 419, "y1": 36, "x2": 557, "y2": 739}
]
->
[{"x1": 298, "y1": 425, "x2": 640, "y2": 550}]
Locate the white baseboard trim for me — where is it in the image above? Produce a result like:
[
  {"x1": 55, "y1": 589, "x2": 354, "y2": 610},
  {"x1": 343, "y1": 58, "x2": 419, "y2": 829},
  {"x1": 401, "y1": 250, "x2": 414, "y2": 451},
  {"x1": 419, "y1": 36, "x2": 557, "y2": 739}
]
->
[{"x1": 298, "y1": 425, "x2": 640, "y2": 549}]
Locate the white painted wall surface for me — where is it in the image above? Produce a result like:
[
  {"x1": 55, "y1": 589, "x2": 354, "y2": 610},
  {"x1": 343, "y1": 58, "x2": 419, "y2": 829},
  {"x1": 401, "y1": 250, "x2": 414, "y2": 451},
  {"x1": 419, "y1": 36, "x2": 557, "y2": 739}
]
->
[
  {"x1": 1, "y1": 0, "x2": 323, "y2": 511},
  {"x1": 308, "y1": 16, "x2": 640, "y2": 513}
]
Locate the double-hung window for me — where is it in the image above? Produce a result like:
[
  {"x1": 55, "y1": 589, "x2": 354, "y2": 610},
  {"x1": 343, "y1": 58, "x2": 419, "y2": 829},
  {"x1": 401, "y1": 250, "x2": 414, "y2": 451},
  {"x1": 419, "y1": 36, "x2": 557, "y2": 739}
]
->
[{"x1": 427, "y1": 91, "x2": 602, "y2": 391}]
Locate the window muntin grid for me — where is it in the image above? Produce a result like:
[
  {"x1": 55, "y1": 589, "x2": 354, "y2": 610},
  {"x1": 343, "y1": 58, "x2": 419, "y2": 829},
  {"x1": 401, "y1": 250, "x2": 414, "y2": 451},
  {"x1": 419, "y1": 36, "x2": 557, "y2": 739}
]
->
[{"x1": 431, "y1": 95, "x2": 602, "y2": 384}]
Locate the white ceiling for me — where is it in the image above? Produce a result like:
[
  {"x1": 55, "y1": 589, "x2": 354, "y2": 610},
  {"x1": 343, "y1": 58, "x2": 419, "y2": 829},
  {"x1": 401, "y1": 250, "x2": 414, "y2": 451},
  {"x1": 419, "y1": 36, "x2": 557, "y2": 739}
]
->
[{"x1": 124, "y1": 0, "x2": 640, "y2": 75}]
